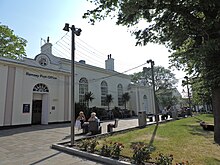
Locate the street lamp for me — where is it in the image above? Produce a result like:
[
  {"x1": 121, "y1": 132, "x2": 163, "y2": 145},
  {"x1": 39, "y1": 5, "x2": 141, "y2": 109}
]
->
[
  {"x1": 182, "y1": 76, "x2": 191, "y2": 115},
  {"x1": 63, "y1": 23, "x2": 82, "y2": 146},
  {"x1": 147, "y1": 59, "x2": 159, "y2": 124}
]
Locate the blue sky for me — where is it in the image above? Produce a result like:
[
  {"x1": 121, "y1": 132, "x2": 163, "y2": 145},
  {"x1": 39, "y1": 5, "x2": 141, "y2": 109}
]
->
[
  {"x1": 0, "y1": 0, "x2": 186, "y2": 92},
  {"x1": 0, "y1": 0, "x2": 84, "y2": 57}
]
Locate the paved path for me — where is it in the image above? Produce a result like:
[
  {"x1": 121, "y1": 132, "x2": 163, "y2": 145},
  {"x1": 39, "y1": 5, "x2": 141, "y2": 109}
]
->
[{"x1": 0, "y1": 117, "x2": 141, "y2": 165}]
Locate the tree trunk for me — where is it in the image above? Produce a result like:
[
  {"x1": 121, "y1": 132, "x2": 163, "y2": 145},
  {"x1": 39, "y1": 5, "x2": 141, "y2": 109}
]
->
[{"x1": 212, "y1": 87, "x2": 220, "y2": 144}]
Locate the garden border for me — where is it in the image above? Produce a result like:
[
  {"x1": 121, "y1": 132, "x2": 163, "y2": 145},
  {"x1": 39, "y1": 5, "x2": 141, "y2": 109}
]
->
[{"x1": 51, "y1": 119, "x2": 173, "y2": 165}]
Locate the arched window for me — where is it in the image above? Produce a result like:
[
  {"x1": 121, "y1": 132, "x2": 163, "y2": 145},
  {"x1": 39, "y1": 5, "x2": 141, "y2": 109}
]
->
[
  {"x1": 117, "y1": 84, "x2": 123, "y2": 106},
  {"x1": 33, "y1": 83, "x2": 49, "y2": 92},
  {"x1": 79, "y1": 78, "x2": 88, "y2": 104},
  {"x1": 101, "y1": 81, "x2": 108, "y2": 106}
]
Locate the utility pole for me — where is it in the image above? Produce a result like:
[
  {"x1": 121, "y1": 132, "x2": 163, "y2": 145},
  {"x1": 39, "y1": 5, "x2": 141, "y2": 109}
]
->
[
  {"x1": 63, "y1": 23, "x2": 81, "y2": 146},
  {"x1": 147, "y1": 59, "x2": 159, "y2": 124}
]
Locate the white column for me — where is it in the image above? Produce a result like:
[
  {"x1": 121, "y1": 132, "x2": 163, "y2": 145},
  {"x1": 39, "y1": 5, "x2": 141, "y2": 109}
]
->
[{"x1": 41, "y1": 94, "x2": 49, "y2": 125}]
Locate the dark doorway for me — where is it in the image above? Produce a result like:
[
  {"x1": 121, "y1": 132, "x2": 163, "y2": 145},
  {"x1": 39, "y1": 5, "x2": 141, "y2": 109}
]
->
[{"x1": 32, "y1": 100, "x2": 42, "y2": 124}]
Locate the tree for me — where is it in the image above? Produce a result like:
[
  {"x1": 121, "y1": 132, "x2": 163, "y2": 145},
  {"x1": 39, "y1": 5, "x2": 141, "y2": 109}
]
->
[
  {"x1": 105, "y1": 94, "x2": 113, "y2": 111},
  {"x1": 131, "y1": 66, "x2": 178, "y2": 109},
  {"x1": 156, "y1": 88, "x2": 179, "y2": 110},
  {"x1": 84, "y1": 91, "x2": 95, "y2": 117},
  {"x1": 131, "y1": 66, "x2": 178, "y2": 91},
  {"x1": 122, "y1": 92, "x2": 130, "y2": 109},
  {"x1": 83, "y1": 0, "x2": 220, "y2": 144},
  {"x1": 190, "y1": 77, "x2": 212, "y2": 112},
  {"x1": 0, "y1": 24, "x2": 27, "y2": 59}
]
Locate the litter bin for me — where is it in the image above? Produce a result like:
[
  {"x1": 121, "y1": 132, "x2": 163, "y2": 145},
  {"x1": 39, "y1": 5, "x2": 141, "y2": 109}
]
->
[
  {"x1": 138, "y1": 111, "x2": 146, "y2": 127},
  {"x1": 172, "y1": 110, "x2": 177, "y2": 120}
]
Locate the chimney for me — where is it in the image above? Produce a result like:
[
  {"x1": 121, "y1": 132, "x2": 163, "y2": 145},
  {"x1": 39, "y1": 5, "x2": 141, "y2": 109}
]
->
[
  {"x1": 41, "y1": 36, "x2": 52, "y2": 55},
  {"x1": 105, "y1": 54, "x2": 114, "y2": 71}
]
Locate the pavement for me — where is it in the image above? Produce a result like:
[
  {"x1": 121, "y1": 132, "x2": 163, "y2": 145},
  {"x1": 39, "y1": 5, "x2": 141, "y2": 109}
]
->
[{"x1": 0, "y1": 117, "x2": 143, "y2": 165}]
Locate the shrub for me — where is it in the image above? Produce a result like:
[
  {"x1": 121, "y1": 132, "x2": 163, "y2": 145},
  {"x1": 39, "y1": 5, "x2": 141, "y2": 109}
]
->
[
  {"x1": 131, "y1": 142, "x2": 153, "y2": 164},
  {"x1": 100, "y1": 141, "x2": 112, "y2": 157},
  {"x1": 111, "y1": 142, "x2": 124, "y2": 159},
  {"x1": 155, "y1": 153, "x2": 173, "y2": 165},
  {"x1": 100, "y1": 140, "x2": 124, "y2": 159},
  {"x1": 89, "y1": 138, "x2": 99, "y2": 153},
  {"x1": 80, "y1": 139, "x2": 90, "y2": 151},
  {"x1": 79, "y1": 138, "x2": 99, "y2": 153}
]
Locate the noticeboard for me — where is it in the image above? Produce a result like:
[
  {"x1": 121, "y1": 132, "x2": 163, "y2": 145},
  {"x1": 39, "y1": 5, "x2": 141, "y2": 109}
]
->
[{"x1": 23, "y1": 104, "x2": 30, "y2": 113}]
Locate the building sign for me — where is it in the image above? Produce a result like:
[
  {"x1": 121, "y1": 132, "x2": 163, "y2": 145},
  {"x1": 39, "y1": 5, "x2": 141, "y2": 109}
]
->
[
  {"x1": 23, "y1": 104, "x2": 30, "y2": 113},
  {"x1": 26, "y1": 72, "x2": 57, "y2": 79}
]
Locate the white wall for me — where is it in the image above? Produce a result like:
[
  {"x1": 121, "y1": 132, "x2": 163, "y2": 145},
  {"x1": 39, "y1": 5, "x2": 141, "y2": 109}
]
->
[
  {"x1": 0, "y1": 64, "x2": 8, "y2": 126},
  {"x1": 129, "y1": 85, "x2": 155, "y2": 115},
  {"x1": 75, "y1": 64, "x2": 131, "y2": 110}
]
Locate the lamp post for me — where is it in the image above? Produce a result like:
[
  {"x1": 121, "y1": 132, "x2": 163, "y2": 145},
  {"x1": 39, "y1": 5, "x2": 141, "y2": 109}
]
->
[
  {"x1": 63, "y1": 23, "x2": 81, "y2": 146},
  {"x1": 147, "y1": 59, "x2": 159, "y2": 124},
  {"x1": 182, "y1": 76, "x2": 191, "y2": 109},
  {"x1": 182, "y1": 76, "x2": 191, "y2": 115}
]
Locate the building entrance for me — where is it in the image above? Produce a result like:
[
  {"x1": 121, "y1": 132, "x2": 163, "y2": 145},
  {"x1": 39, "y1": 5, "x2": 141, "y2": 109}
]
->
[{"x1": 32, "y1": 100, "x2": 42, "y2": 124}]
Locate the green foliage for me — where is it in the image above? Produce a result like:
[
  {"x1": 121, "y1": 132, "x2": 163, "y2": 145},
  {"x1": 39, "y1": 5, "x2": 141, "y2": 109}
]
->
[
  {"x1": 155, "y1": 153, "x2": 173, "y2": 165},
  {"x1": 0, "y1": 24, "x2": 27, "y2": 59},
  {"x1": 75, "y1": 102, "x2": 87, "y2": 119},
  {"x1": 100, "y1": 140, "x2": 124, "y2": 159},
  {"x1": 122, "y1": 92, "x2": 130, "y2": 109},
  {"x1": 131, "y1": 65, "x2": 179, "y2": 108},
  {"x1": 190, "y1": 77, "x2": 212, "y2": 106},
  {"x1": 84, "y1": 91, "x2": 95, "y2": 117},
  {"x1": 79, "y1": 138, "x2": 99, "y2": 153},
  {"x1": 84, "y1": 91, "x2": 95, "y2": 104},
  {"x1": 83, "y1": 0, "x2": 220, "y2": 88},
  {"x1": 156, "y1": 88, "x2": 180, "y2": 109},
  {"x1": 83, "y1": 0, "x2": 220, "y2": 144},
  {"x1": 105, "y1": 94, "x2": 113, "y2": 111},
  {"x1": 111, "y1": 142, "x2": 124, "y2": 159},
  {"x1": 130, "y1": 142, "x2": 153, "y2": 164},
  {"x1": 89, "y1": 138, "x2": 99, "y2": 153},
  {"x1": 131, "y1": 66, "x2": 178, "y2": 91},
  {"x1": 80, "y1": 139, "x2": 90, "y2": 151},
  {"x1": 100, "y1": 143, "x2": 112, "y2": 157}
]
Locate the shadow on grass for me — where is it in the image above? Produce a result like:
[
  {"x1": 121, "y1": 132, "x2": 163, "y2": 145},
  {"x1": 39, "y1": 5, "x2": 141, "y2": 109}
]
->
[
  {"x1": 181, "y1": 117, "x2": 214, "y2": 138},
  {"x1": 148, "y1": 124, "x2": 158, "y2": 147}
]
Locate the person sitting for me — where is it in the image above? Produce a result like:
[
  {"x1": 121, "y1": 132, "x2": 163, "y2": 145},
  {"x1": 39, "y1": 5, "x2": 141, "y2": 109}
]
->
[
  {"x1": 162, "y1": 108, "x2": 168, "y2": 120},
  {"x1": 75, "y1": 111, "x2": 86, "y2": 130},
  {"x1": 88, "y1": 112, "x2": 101, "y2": 135},
  {"x1": 88, "y1": 112, "x2": 99, "y2": 122}
]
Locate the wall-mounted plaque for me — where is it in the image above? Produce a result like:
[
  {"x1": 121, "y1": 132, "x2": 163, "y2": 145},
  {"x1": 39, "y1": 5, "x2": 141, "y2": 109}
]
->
[{"x1": 23, "y1": 104, "x2": 30, "y2": 113}]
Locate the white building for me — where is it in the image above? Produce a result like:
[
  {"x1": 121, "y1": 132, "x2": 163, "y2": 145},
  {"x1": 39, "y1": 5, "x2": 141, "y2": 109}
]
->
[{"x1": 0, "y1": 40, "x2": 155, "y2": 127}]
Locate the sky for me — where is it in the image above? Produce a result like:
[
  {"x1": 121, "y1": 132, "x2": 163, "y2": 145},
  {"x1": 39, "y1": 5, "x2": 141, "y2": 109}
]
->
[{"x1": 0, "y1": 0, "x2": 186, "y2": 93}]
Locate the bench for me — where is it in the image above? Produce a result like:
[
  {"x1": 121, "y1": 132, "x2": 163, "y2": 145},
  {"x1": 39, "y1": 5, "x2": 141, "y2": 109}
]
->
[
  {"x1": 107, "y1": 119, "x2": 119, "y2": 132},
  {"x1": 200, "y1": 121, "x2": 214, "y2": 131}
]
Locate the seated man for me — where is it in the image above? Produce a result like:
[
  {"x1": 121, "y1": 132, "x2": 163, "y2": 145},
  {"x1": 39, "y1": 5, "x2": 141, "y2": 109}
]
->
[{"x1": 88, "y1": 112, "x2": 101, "y2": 135}]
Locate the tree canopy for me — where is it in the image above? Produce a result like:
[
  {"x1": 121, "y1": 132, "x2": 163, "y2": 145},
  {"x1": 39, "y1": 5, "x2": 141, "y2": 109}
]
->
[
  {"x1": 131, "y1": 66, "x2": 178, "y2": 91},
  {"x1": 0, "y1": 24, "x2": 27, "y2": 59},
  {"x1": 83, "y1": 0, "x2": 220, "y2": 144},
  {"x1": 131, "y1": 66, "x2": 179, "y2": 109},
  {"x1": 83, "y1": 0, "x2": 220, "y2": 88}
]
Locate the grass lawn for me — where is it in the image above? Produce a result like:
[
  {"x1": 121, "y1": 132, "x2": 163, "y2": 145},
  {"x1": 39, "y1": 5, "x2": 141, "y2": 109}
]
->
[{"x1": 97, "y1": 114, "x2": 220, "y2": 164}]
